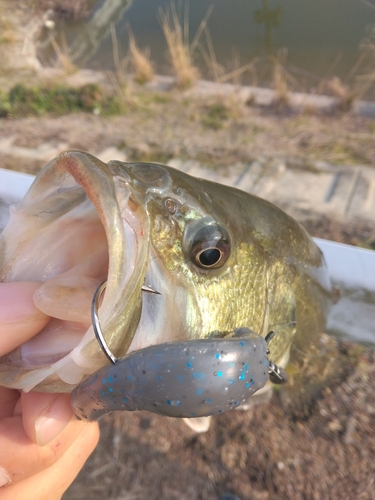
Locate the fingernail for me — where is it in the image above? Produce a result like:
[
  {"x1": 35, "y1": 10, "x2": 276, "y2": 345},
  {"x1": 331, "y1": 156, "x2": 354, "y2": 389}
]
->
[
  {"x1": 0, "y1": 467, "x2": 11, "y2": 487},
  {"x1": 35, "y1": 394, "x2": 74, "y2": 447}
]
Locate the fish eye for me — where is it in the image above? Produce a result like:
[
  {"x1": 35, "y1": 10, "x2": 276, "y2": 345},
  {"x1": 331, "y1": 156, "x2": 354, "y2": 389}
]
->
[{"x1": 190, "y1": 224, "x2": 231, "y2": 269}]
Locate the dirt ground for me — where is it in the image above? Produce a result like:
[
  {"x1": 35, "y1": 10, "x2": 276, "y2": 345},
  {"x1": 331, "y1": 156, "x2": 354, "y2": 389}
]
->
[
  {"x1": 1, "y1": 91, "x2": 375, "y2": 174},
  {"x1": 0, "y1": 94, "x2": 374, "y2": 500},
  {"x1": 63, "y1": 343, "x2": 375, "y2": 500}
]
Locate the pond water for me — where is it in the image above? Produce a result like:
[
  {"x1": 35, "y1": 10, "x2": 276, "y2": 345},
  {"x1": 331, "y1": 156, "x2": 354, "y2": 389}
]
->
[{"x1": 38, "y1": 0, "x2": 375, "y2": 96}]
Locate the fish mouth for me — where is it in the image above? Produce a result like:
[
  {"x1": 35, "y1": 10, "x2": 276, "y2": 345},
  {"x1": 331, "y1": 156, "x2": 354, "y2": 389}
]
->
[{"x1": 0, "y1": 151, "x2": 151, "y2": 391}]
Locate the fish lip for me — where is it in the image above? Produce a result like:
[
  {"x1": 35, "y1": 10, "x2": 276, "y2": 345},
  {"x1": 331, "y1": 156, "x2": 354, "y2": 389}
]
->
[
  {"x1": 0, "y1": 152, "x2": 156, "y2": 391},
  {"x1": 58, "y1": 152, "x2": 151, "y2": 361},
  {"x1": 11, "y1": 151, "x2": 150, "y2": 369}
]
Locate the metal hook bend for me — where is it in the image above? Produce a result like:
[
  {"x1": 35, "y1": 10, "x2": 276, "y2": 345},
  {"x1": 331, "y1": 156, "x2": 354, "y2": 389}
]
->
[
  {"x1": 91, "y1": 281, "x2": 119, "y2": 365},
  {"x1": 92, "y1": 281, "x2": 162, "y2": 365}
]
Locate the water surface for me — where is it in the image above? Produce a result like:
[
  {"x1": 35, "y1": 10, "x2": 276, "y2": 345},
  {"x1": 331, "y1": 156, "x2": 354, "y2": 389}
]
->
[{"x1": 39, "y1": 0, "x2": 375, "y2": 94}]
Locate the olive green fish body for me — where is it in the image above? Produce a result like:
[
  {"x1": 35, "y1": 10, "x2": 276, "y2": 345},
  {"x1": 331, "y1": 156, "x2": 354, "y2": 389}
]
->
[{"x1": 0, "y1": 152, "x2": 331, "y2": 394}]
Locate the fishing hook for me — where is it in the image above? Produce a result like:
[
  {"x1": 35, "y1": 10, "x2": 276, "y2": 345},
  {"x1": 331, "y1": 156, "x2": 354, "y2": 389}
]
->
[
  {"x1": 92, "y1": 283, "x2": 288, "y2": 384},
  {"x1": 265, "y1": 330, "x2": 288, "y2": 384},
  {"x1": 91, "y1": 280, "x2": 160, "y2": 364}
]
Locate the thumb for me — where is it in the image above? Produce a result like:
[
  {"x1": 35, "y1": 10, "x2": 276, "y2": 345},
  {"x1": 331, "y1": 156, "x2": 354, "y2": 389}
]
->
[
  {"x1": 20, "y1": 391, "x2": 76, "y2": 447},
  {"x1": 0, "y1": 282, "x2": 50, "y2": 355}
]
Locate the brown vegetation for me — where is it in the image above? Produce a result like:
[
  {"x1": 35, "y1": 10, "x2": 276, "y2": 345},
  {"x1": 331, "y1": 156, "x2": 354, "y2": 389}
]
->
[
  {"x1": 159, "y1": 4, "x2": 202, "y2": 88},
  {"x1": 128, "y1": 29, "x2": 154, "y2": 85}
]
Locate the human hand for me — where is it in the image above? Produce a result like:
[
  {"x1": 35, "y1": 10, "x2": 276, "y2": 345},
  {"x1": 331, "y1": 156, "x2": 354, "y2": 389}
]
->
[{"x1": 0, "y1": 282, "x2": 100, "y2": 500}]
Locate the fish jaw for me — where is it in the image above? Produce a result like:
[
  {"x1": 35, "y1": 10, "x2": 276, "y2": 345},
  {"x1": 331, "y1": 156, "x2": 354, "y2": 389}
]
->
[{"x1": 0, "y1": 151, "x2": 150, "y2": 391}]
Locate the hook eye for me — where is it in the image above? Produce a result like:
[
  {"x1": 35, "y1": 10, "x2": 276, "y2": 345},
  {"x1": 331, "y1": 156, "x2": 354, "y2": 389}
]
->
[
  {"x1": 268, "y1": 361, "x2": 288, "y2": 384},
  {"x1": 265, "y1": 330, "x2": 288, "y2": 384}
]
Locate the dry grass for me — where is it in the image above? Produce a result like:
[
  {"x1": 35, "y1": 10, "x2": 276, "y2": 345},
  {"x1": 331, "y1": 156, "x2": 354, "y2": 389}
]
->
[
  {"x1": 201, "y1": 27, "x2": 258, "y2": 86},
  {"x1": 271, "y1": 49, "x2": 294, "y2": 108},
  {"x1": 50, "y1": 34, "x2": 77, "y2": 74},
  {"x1": 317, "y1": 27, "x2": 375, "y2": 110},
  {"x1": 212, "y1": 60, "x2": 258, "y2": 86},
  {"x1": 159, "y1": 4, "x2": 209, "y2": 88},
  {"x1": 0, "y1": 29, "x2": 17, "y2": 45},
  {"x1": 350, "y1": 28, "x2": 375, "y2": 101},
  {"x1": 0, "y1": 15, "x2": 17, "y2": 44},
  {"x1": 128, "y1": 28, "x2": 154, "y2": 84},
  {"x1": 158, "y1": 5, "x2": 252, "y2": 89},
  {"x1": 199, "y1": 23, "x2": 224, "y2": 82},
  {"x1": 109, "y1": 25, "x2": 134, "y2": 113},
  {"x1": 319, "y1": 76, "x2": 357, "y2": 111}
]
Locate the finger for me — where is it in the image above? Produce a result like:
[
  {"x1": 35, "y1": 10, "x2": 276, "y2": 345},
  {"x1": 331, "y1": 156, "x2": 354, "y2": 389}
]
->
[
  {"x1": 0, "y1": 422, "x2": 99, "y2": 499},
  {"x1": 0, "y1": 403, "x2": 93, "y2": 484},
  {"x1": 0, "y1": 386, "x2": 20, "y2": 419},
  {"x1": 0, "y1": 282, "x2": 50, "y2": 355},
  {"x1": 21, "y1": 392, "x2": 75, "y2": 446}
]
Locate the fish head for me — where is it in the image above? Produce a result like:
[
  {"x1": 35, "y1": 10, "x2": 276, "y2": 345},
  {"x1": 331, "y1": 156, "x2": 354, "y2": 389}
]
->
[
  {"x1": 116, "y1": 161, "x2": 236, "y2": 347},
  {"x1": 0, "y1": 151, "x2": 331, "y2": 394}
]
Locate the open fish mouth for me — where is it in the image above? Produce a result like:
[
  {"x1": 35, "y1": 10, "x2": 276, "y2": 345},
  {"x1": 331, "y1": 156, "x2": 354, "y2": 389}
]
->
[{"x1": 0, "y1": 151, "x2": 151, "y2": 391}]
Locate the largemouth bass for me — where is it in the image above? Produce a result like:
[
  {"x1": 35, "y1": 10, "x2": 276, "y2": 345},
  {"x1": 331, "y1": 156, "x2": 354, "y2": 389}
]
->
[{"x1": 0, "y1": 151, "x2": 332, "y2": 418}]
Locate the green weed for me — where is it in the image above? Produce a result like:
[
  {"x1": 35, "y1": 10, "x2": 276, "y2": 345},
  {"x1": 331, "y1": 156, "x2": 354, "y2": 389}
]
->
[
  {"x1": 2, "y1": 83, "x2": 121, "y2": 118},
  {"x1": 201, "y1": 103, "x2": 230, "y2": 129}
]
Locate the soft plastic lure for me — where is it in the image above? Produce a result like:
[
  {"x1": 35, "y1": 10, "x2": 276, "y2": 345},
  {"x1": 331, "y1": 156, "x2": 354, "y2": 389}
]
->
[
  {"x1": 70, "y1": 283, "x2": 287, "y2": 421},
  {"x1": 71, "y1": 329, "x2": 270, "y2": 421}
]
